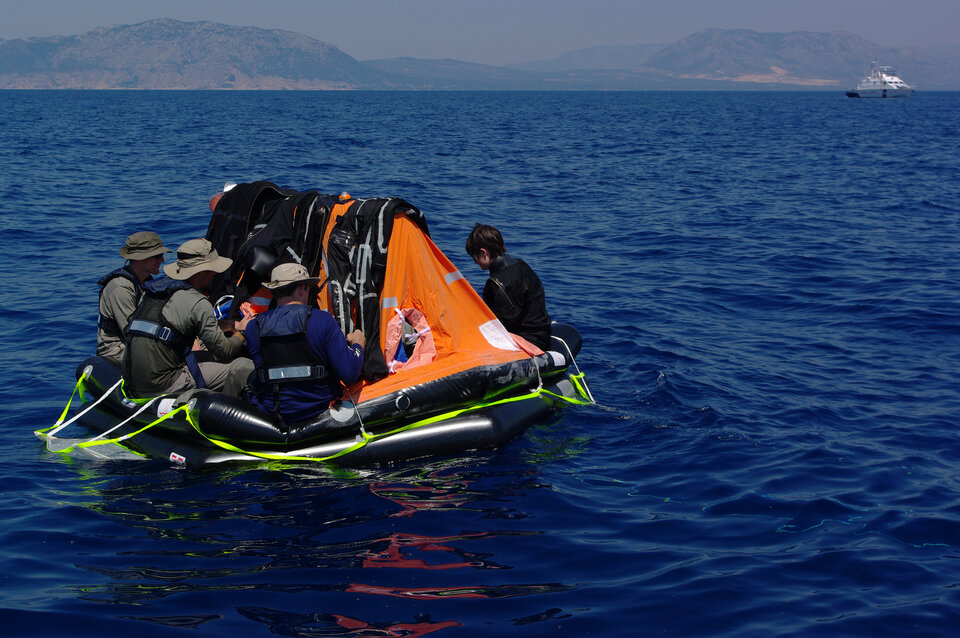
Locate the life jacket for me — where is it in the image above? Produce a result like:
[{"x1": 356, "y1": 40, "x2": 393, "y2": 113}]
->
[
  {"x1": 251, "y1": 305, "x2": 329, "y2": 425},
  {"x1": 97, "y1": 266, "x2": 144, "y2": 337},
  {"x1": 123, "y1": 278, "x2": 206, "y2": 390},
  {"x1": 254, "y1": 306, "x2": 327, "y2": 385}
]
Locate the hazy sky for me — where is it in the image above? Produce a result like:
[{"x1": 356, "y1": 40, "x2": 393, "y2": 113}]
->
[{"x1": 1, "y1": 0, "x2": 957, "y2": 66}]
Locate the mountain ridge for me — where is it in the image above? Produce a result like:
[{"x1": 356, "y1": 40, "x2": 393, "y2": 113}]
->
[{"x1": 1, "y1": 19, "x2": 957, "y2": 90}]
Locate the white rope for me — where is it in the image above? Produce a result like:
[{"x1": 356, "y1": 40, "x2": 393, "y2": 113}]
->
[
  {"x1": 78, "y1": 396, "x2": 159, "y2": 444},
  {"x1": 345, "y1": 389, "x2": 369, "y2": 439},
  {"x1": 549, "y1": 334, "x2": 596, "y2": 404},
  {"x1": 46, "y1": 375, "x2": 122, "y2": 437}
]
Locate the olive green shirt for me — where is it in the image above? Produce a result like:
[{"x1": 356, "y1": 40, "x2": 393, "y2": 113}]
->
[{"x1": 123, "y1": 287, "x2": 244, "y2": 397}]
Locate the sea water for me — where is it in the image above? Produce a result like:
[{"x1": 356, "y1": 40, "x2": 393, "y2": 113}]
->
[{"x1": 0, "y1": 90, "x2": 958, "y2": 636}]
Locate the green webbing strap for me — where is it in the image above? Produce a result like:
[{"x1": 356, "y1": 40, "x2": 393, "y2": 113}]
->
[
  {"x1": 541, "y1": 372, "x2": 594, "y2": 405},
  {"x1": 49, "y1": 401, "x2": 191, "y2": 456},
  {"x1": 119, "y1": 378, "x2": 159, "y2": 405},
  {"x1": 36, "y1": 369, "x2": 122, "y2": 439},
  {"x1": 39, "y1": 365, "x2": 594, "y2": 463},
  {"x1": 548, "y1": 333, "x2": 596, "y2": 405},
  {"x1": 570, "y1": 370, "x2": 596, "y2": 404},
  {"x1": 35, "y1": 371, "x2": 90, "y2": 437},
  {"x1": 185, "y1": 406, "x2": 375, "y2": 462}
]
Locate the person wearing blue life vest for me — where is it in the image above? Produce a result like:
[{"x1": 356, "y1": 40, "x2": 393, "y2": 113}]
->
[
  {"x1": 122, "y1": 238, "x2": 254, "y2": 398},
  {"x1": 244, "y1": 263, "x2": 366, "y2": 425},
  {"x1": 97, "y1": 231, "x2": 172, "y2": 365},
  {"x1": 465, "y1": 223, "x2": 551, "y2": 350}
]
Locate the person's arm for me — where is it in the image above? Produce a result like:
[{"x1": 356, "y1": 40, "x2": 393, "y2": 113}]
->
[
  {"x1": 308, "y1": 314, "x2": 364, "y2": 385},
  {"x1": 187, "y1": 293, "x2": 245, "y2": 360},
  {"x1": 101, "y1": 278, "x2": 138, "y2": 334}
]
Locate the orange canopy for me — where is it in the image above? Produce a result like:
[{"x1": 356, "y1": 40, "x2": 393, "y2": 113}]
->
[{"x1": 348, "y1": 214, "x2": 530, "y2": 402}]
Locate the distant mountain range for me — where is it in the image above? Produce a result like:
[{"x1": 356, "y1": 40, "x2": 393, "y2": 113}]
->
[{"x1": 1, "y1": 19, "x2": 957, "y2": 90}]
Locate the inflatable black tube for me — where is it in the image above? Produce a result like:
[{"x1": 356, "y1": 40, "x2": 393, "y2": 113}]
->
[
  {"x1": 65, "y1": 324, "x2": 587, "y2": 467},
  {"x1": 195, "y1": 357, "x2": 542, "y2": 449}
]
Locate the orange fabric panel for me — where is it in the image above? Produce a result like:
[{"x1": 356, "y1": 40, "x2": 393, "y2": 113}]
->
[
  {"x1": 348, "y1": 214, "x2": 529, "y2": 403},
  {"x1": 241, "y1": 285, "x2": 273, "y2": 316}
]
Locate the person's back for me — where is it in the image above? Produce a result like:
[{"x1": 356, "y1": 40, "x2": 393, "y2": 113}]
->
[
  {"x1": 484, "y1": 253, "x2": 551, "y2": 350},
  {"x1": 245, "y1": 304, "x2": 364, "y2": 423},
  {"x1": 466, "y1": 224, "x2": 551, "y2": 350},
  {"x1": 98, "y1": 267, "x2": 141, "y2": 364},
  {"x1": 244, "y1": 263, "x2": 365, "y2": 424},
  {"x1": 123, "y1": 279, "x2": 206, "y2": 397}
]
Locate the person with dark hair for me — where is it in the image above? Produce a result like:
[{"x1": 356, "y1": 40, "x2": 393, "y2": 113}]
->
[
  {"x1": 244, "y1": 263, "x2": 366, "y2": 424},
  {"x1": 465, "y1": 223, "x2": 551, "y2": 350},
  {"x1": 97, "y1": 231, "x2": 172, "y2": 365}
]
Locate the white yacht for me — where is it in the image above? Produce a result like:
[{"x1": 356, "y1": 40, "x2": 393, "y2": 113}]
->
[{"x1": 846, "y1": 62, "x2": 914, "y2": 98}]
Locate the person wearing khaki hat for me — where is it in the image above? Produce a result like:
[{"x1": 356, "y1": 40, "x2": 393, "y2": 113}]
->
[
  {"x1": 121, "y1": 238, "x2": 254, "y2": 399},
  {"x1": 242, "y1": 262, "x2": 366, "y2": 424},
  {"x1": 97, "y1": 231, "x2": 172, "y2": 365}
]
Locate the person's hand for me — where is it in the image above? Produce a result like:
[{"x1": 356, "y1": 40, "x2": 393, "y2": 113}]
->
[
  {"x1": 346, "y1": 329, "x2": 366, "y2": 350},
  {"x1": 235, "y1": 313, "x2": 252, "y2": 333}
]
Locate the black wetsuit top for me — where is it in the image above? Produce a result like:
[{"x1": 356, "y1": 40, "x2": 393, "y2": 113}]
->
[{"x1": 483, "y1": 254, "x2": 551, "y2": 350}]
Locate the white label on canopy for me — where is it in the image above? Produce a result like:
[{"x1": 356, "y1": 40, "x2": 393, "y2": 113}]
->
[{"x1": 479, "y1": 320, "x2": 520, "y2": 351}]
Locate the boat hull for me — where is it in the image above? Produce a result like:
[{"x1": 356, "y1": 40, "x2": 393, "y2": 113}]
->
[{"x1": 845, "y1": 88, "x2": 913, "y2": 98}]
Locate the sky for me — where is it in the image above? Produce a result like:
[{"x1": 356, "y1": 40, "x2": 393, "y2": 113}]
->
[{"x1": 1, "y1": 0, "x2": 957, "y2": 66}]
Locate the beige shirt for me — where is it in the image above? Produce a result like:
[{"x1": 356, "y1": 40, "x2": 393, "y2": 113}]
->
[{"x1": 97, "y1": 275, "x2": 138, "y2": 364}]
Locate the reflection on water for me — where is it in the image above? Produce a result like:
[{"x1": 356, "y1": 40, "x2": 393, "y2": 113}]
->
[
  {"x1": 360, "y1": 531, "x2": 518, "y2": 570},
  {"x1": 117, "y1": 614, "x2": 221, "y2": 631},
  {"x1": 368, "y1": 463, "x2": 538, "y2": 518},
  {"x1": 56, "y1": 456, "x2": 572, "y2": 632},
  {"x1": 511, "y1": 607, "x2": 572, "y2": 626},
  {"x1": 346, "y1": 582, "x2": 573, "y2": 600},
  {"x1": 238, "y1": 607, "x2": 461, "y2": 637}
]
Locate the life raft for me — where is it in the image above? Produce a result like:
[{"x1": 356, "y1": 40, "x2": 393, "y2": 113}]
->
[
  {"x1": 39, "y1": 324, "x2": 591, "y2": 467},
  {"x1": 39, "y1": 184, "x2": 594, "y2": 466}
]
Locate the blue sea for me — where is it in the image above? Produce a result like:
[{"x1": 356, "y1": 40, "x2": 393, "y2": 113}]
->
[{"x1": 1, "y1": 90, "x2": 958, "y2": 636}]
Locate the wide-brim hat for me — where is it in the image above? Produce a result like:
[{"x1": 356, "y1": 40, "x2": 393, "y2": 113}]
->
[
  {"x1": 119, "y1": 231, "x2": 172, "y2": 260},
  {"x1": 164, "y1": 238, "x2": 233, "y2": 280},
  {"x1": 263, "y1": 263, "x2": 321, "y2": 290}
]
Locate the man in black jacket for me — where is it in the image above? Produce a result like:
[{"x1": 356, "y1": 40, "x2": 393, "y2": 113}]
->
[{"x1": 465, "y1": 224, "x2": 551, "y2": 350}]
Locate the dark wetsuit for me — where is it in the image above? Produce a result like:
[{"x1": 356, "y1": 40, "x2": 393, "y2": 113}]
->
[{"x1": 483, "y1": 254, "x2": 551, "y2": 350}]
